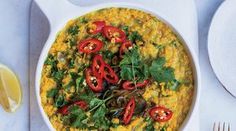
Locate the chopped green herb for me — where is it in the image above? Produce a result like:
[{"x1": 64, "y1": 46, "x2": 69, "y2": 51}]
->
[
  {"x1": 92, "y1": 105, "x2": 110, "y2": 130},
  {"x1": 65, "y1": 127, "x2": 70, "y2": 131},
  {"x1": 170, "y1": 40, "x2": 178, "y2": 47},
  {"x1": 68, "y1": 37, "x2": 77, "y2": 46},
  {"x1": 51, "y1": 70, "x2": 64, "y2": 83},
  {"x1": 63, "y1": 106, "x2": 88, "y2": 128},
  {"x1": 68, "y1": 25, "x2": 79, "y2": 35},
  {"x1": 78, "y1": 64, "x2": 88, "y2": 73},
  {"x1": 80, "y1": 17, "x2": 88, "y2": 23},
  {"x1": 111, "y1": 123, "x2": 119, "y2": 128},
  {"x1": 167, "y1": 79, "x2": 180, "y2": 91},
  {"x1": 120, "y1": 66, "x2": 133, "y2": 80},
  {"x1": 68, "y1": 58, "x2": 75, "y2": 68},
  {"x1": 128, "y1": 31, "x2": 142, "y2": 43},
  {"x1": 153, "y1": 44, "x2": 164, "y2": 50},
  {"x1": 75, "y1": 76, "x2": 85, "y2": 92},
  {"x1": 89, "y1": 98, "x2": 105, "y2": 111},
  {"x1": 45, "y1": 54, "x2": 56, "y2": 66},
  {"x1": 102, "y1": 50, "x2": 114, "y2": 62},
  {"x1": 121, "y1": 25, "x2": 129, "y2": 36},
  {"x1": 120, "y1": 48, "x2": 176, "y2": 84},
  {"x1": 119, "y1": 46, "x2": 149, "y2": 82},
  {"x1": 63, "y1": 98, "x2": 110, "y2": 130},
  {"x1": 93, "y1": 33, "x2": 106, "y2": 42},
  {"x1": 144, "y1": 117, "x2": 155, "y2": 131},
  {"x1": 149, "y1": 57, "x2": 175, "y2": 83},
  {"x1": 88, "y1": 97, "x2": 112, "y2": 130},
  {"x1": 45, "y1": 55, "x2": 60, "y2": 78},
  {"x1": 160, "y1": 125, "x2": 168, "y2": 131},
  {"x1": 54, "y1": 94, "x2": 67, "y2": 108},
  {"x1": 69, "y1": 72, "x2": 78, "y2": 80},
  {"x1": 46, "y1": 88, "x2": 59, "y2": 98},
  {"x1": 136, "y1": 63, "x2": 149, "y2": 81},
  {"x1": 64, "y1": 81, "x2": 74, "y2": 92},
  {"x1": 76, "y1": 87, "x2": 95, "y2": 103},
  {"x1": 89, "y1": 95, "x2": 114, "y2": 111}
]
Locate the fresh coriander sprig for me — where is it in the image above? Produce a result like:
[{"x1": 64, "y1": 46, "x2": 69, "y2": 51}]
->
[
  {"x1": 119, "y1": 46, "x2": 147, "y2": 84},
  {"x1": 88, "y1": 95, "x2": 114, "y2": 112}
]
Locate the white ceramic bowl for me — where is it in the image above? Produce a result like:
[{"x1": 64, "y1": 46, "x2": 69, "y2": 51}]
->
[{"x1": 35, "y1": 1, "x2": 200, "y2": 130}]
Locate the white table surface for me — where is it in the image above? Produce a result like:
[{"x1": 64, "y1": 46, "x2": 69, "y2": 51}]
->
[
  {"x1": 1, "y1": 0, "x2": 236, "y2": 130},
  {"x1": 0, "y1": 0, "x2": 30, "y2": 130}
]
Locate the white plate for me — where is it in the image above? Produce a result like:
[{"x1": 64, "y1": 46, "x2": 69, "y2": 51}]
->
[{"x1": 208, "y1": 0, "x2": 236, "y2": 97}]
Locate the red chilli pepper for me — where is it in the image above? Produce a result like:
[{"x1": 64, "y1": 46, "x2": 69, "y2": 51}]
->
[
  {"x1": 78, "y1": 38, "x2": 103, "y2": 54},
  {"x1": 103, "y1": 63, "x2": 119, "y2": 84},
  {"x1": 120, "y1": 40, "x2": 133, "y2": 58},
  {"x1": 85, "y1": 68, "x2": 103, "y2": 92},
  {"x1": 73, "y1": 101, "x2": 87, "y2": 110},
  {"x1": 89, "y1": 21, "x2": 106, "y2": 34},
  {"x1": 123, "y1": 97, "x2": 136, "y2": 125},
  {"x1": 102, "y1": 26, "x2": 126, "y2": 43},
  {"x1": 149, "y1": 106, "x2": 173, "y2": 122},
  {"x1": 92, "y1": 54, "x2": 105, "y2": 77},
  {"x1": 58, "y1": 105, "x2": 70, "y2": 115},
  {"x1": 58, "y1": 100, "x2": 87, "y2": 115},
  {"x1": 123, "y1": 80, "x2": 149, "y2": 90}
]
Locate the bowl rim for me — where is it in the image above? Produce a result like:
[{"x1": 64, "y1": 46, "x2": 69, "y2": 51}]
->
[{"x1": 35, "y1": 2, "x2": 201, "y2": 131}]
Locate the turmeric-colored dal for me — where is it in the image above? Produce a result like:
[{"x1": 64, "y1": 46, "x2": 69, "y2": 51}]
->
[{"x1": 40, "y1": 8, "x2": 194, "y2": 131}]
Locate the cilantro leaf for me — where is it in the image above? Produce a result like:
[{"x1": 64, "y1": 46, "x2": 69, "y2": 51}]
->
[
  {"x1": 149, "y1": 57, "x2": 175, "y2": 83},
  {"x1": 89, "y1": 98, "x2": 104, "y2": 111},
  {"x1": 167, "y1": 79, "x2": 180, "y2": 91},
  {"x1": 63, "y1": 106, "x2": 88, "y2": 129},
  {"x1": 44, "y1": 54, "x2": 56, "y2": 66},
  {"x1": 75, "y1": 76, "x2": 85, "y2": 92},
  {"x1": 51, "y1": 70, "x2": 64, "y2": 83},
  {"x1": 93, "y1": 33, "x2": 106, "y2": 43},
  {"x1": 68, "y1": 58, "x2": 75, "y2": 68},
  {"x1": 144, "y1": 117, "x2": 155, "y2": 131},
  {"x1": 54, "y1": 94, "x2": 67, "y2": 108},
  {"x1": 92, "y1": 104, "x2": 110, "y2": 130},
  {"x1": 155, "y1": 68, "x2": 175, "y2": 82},
  {"x1": 121, "y1": 25, "x2": 129, "y2": 36},
  {"x1": 63, "y1": 81, "x2": 74, "y2": 92},
  {"x1": 135, "y1": 64, "x2": 149, "y2": 82},
  {"x1": 69, "y1": 72, "x2": 79, "y2": 80},
  {"x1": 120, "y1": 46, "x2": 140, "y2": 66},
  {"x1": 68, "y1": 25, "x2": 79, "y2": 35},
  {"x1": 102, "y1": 50, "x2": 114, "y2": 61},
  {"x1": 128, "y1": 31, "x2": 142, "y2": 43},
  {"x1": 80, "y1": 17, "x2": 88, "y2": 23},
  {"x1": 92, "y1": 104, "x2": 107, "y2": 118},
  {"x1": 47, "y1": 88, "x2": 59, "y2": 98},
  {"x1": 170, "y1": 40, "x2": 178, "y2": 47},
  {"x1": 149, "y1": 57, "x2": 165, "y2": 69},
  {"x1": 119, "y1": 46, "x2": 149, "y2": 82},
  {"x1": 64, "y1": 36, "x2": 77, "y2": 47},
  {"x1": 45, "y1": 54, "x2": 60, "y2": 80},
  {"x1": 120, "y1": 66, "x2": 133, "y2": 80},
  {"x1": 88, "y1": 96, "x2": 113, "y2": 129},
  {"x1": 72, "y1": 89, "x2": 94, "y2": 103},
  {"x1": 160, "y1": 125, "x2": 168, "y2": 131}
]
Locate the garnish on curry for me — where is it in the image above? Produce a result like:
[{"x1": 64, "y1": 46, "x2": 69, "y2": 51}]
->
[{"x1": 40, "y1": 8, "x2": 194, "y2": 131}]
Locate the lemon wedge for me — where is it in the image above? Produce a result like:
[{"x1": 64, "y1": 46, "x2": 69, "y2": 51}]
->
[{"x1": 0, "y1": 64, "x2": 22, "y2": 112}]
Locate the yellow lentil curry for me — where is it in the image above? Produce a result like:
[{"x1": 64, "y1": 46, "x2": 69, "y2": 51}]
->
[{"x1": 40, "y1": 8, "x2": 194, "y2": 131}]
